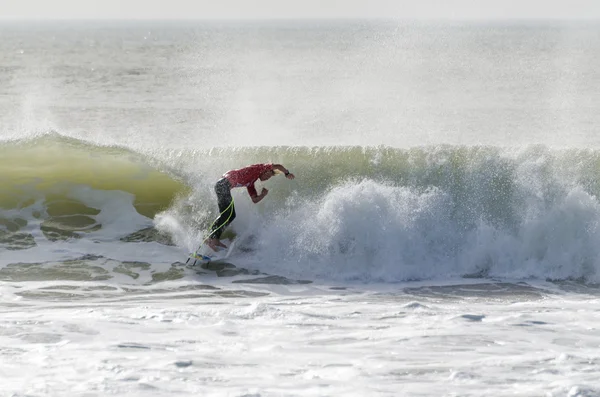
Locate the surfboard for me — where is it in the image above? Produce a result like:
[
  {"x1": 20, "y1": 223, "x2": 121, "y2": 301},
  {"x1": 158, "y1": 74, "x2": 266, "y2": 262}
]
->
[{"x1": 188, "y1": 239, "x2": 236, "y2": 265}]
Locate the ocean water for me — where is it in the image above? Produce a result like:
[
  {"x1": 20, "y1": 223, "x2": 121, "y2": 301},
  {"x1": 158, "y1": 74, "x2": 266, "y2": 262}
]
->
[{"x1": 1, "y1": 20, "x2": 600, "y2": 396}]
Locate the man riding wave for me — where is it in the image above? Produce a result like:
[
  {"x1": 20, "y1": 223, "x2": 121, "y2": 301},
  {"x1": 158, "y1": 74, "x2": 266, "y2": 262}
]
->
[{"x1": 206, "y1": 163, "x2": 295, "y2": 251}]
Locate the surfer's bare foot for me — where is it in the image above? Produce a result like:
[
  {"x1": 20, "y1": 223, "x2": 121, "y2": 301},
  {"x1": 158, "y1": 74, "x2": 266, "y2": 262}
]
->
[
  {"x1": 207, "y1": 238, "x2": 227, "y2": 251},
  {"x1": 206, "y1": 239, "x2": 219, "y2": 251}
]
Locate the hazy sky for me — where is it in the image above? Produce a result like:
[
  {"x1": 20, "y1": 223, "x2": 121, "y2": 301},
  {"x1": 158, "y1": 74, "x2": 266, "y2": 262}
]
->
[{"x1": 1, "y1": 0, "x2": 599, "y2": 20}]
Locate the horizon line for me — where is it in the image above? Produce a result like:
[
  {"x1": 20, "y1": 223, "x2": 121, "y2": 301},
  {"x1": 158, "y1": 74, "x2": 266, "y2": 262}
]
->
[{"x1": 1, "y1": 16, "x2": 600, "y2": 22}]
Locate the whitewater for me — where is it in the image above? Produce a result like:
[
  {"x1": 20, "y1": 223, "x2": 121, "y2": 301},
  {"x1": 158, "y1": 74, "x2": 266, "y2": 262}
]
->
[{"x1": 1, "y1": 20, "x2": 600, "y2": 396}]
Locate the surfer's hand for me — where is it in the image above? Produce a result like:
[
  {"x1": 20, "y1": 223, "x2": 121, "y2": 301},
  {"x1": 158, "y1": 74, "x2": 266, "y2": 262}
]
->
[
  {"x1": 261, "y1": 188, "x2": 269, "y2": 197},
  {"x1": 286, "y1": 173, "x2": 295, "y2": 180}
]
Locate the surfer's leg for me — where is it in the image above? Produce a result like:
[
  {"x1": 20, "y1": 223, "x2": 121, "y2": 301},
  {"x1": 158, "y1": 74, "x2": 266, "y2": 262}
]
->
[{"x1": 209, "y1": 178, "x2": 236, "y2": 240}]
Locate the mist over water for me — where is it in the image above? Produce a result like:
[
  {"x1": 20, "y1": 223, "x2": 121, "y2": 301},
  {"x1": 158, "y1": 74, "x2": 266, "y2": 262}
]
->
[{"x1": 1, "y1": 20, "x2": 600, "y2": 150}]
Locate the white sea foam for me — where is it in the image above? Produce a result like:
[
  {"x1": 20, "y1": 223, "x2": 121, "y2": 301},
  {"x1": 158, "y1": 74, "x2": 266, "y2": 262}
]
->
[{"x1": 0, "y1": 283, "x2": 599, "y2": 396}]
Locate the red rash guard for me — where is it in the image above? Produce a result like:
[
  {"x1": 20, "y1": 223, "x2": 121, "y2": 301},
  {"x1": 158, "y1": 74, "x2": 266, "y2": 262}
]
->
[{"x1": 223, "y1": 163, "x2": 273, "y2": 198}]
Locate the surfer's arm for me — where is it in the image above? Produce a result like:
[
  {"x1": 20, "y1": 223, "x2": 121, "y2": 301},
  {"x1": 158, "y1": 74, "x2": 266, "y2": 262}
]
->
[
  {"x1": 273, "y1": 164, "x2": 295, "y2": 180},
  {"x1": 248, "y1": 184, "x2": 268, "y2": 203}
]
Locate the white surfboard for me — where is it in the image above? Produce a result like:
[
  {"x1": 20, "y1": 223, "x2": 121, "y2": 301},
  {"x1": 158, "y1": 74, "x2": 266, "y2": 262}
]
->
[{"x1": 189, "y1": 239, "x2": 236, "y2": 265}]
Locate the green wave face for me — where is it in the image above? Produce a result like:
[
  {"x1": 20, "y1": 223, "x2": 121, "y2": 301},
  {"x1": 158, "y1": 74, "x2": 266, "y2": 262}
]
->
[{"x1": 0, "y1": 136, "x2": 188, "y2": 241}]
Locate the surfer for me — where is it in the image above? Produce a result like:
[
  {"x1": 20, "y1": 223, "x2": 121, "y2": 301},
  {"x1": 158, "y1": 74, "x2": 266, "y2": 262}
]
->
[{"x1": 206, "y1": 163, "x2": 295, "y2": 251}]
